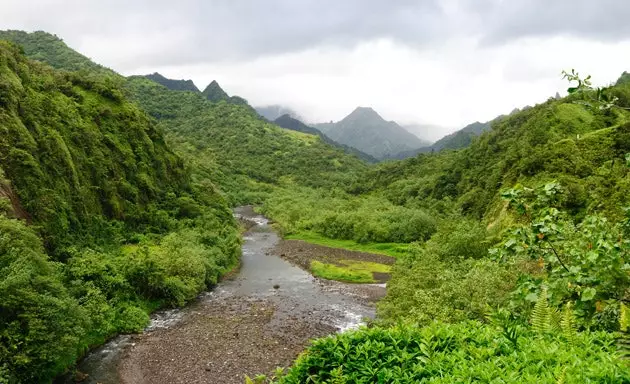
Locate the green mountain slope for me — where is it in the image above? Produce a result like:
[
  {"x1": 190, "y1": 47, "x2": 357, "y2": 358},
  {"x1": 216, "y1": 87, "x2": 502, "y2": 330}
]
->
[
  {"x1": 126, "y1": 77, "x2": 368, "y2": 204},
  {"x1": 201, "y1": 79, "x2": 229, "y2": 101},
  {"x1": 0, "y1": 40, "x2": 239, "y2": 383},
  {"x1": 273, "y1": 114, "x2": 377, "y2": 163},
  {"x1": 315, "y1": 107, "x2": 429, "y2": 159},
  {"x1": 364, "y1": 98, "x2": 630, "y2": 219},
  {"x1": 144, "y1": 72, "x2": 199, "y2": 92},
  {"x1": 0, "y1": 30, "x2": 112, "y2": 74}
]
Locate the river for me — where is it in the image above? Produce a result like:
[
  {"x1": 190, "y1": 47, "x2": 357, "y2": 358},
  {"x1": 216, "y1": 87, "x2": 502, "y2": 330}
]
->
[{"x1": 61, "y1": 206, "x2": 384, "y2": 384}]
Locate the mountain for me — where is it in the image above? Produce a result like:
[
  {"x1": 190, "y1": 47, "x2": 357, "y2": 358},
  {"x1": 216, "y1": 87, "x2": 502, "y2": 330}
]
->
[
  {"x1": 201, "y1": 80, "x2": 252, "y2": 108},
  {"x1": 274, "y1": 114, "x2": 377, "y2": 163},
  {"x1": 429, "y1": 119, "x2": 495, "y2": 152},
  {"x1": 273, "y1": 114, "x2": 322, "y2": 135},
  {"x1": 315, "y1": 107, "x2": 430, "y2": 159},
  {"x1": 0, "y1": 39, "x2": 240, "y2": 383},
  {"x1": 126, "y1": 78, "x2": 368, "y2": 204},
  {"x1": 201, "y1": 80, "x2": 229, "y2": 101},
  {"x1": 0, "y1": 29, "x2": 113, "y2": 75},
  {"x1": 143, "y1": 72, "x2": 199, "y2": 92},
  {"x1": 256, "y1": 105, "x2": 303, "y2": 121},
  {"x1": 388, "y1": 117, "x2": 502, "y2": 159},
  {"x1": 616, "y1": 71, "x2": 630, "y2": 86}
]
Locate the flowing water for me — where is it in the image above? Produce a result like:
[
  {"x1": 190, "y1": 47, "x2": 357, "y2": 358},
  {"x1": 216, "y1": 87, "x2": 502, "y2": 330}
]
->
[{"x1": 60, "y1": 206, "x2": 380, "y2": 383}]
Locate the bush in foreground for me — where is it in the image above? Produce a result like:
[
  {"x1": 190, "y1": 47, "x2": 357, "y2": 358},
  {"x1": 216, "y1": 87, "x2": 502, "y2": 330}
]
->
[{"x1": 265, "y1": 322, "x2": 629, "y2": 383}]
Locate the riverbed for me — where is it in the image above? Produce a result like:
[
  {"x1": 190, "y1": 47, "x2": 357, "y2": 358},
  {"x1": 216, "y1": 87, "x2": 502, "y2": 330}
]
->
[{"x1": 63, "y1": 207, "x2": 385, "y2": 384}]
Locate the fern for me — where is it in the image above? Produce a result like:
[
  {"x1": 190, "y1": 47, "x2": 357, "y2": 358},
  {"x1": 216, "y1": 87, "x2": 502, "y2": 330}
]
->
[
  {"x1": 532, "y1": 287, "x2": 551, "y2": 334},
  {"x1": 618, "y1": 303, "x2": 630, "y2": 360},
  {"x1": 556, "y1": 367, "x2": 567, "y2": 384},
  {"x1": 560, "y1": 302, "x2": 577, "y2": 345}
]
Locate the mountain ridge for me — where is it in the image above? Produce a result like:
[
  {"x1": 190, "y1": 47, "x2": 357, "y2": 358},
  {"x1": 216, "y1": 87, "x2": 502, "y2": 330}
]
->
[
  {"x1": 273, "y1": 114, "x2": 378, "y2": 163},
  {"x1": 144, "y1": 72, "x2": 199, "y2": 92},
  {"x1": 315, "y1": 107, "x2": 430, "y2": 159}
]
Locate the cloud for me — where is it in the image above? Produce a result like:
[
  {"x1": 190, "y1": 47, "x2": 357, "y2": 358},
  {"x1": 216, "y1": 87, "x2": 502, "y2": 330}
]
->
[
  {"x1": 3, "y1": 0, "x2": 630, "y2": 135},
  {"x1": 477, "y1": 0, "x2": 630, "y2": 45}
]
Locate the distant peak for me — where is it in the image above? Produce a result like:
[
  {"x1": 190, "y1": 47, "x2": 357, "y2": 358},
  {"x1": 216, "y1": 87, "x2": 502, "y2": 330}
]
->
[
  {"x1": 352, "y1": 106, "x2": 377, "y2": 114},
  {"x1": 202, "y1": 80, "x2": 229, "y2": 102},
  {"x1": 143, "y1": 73, "x2": 199, "y2": 92},
  {"x1": 344, "y1": 106, "x2": 384, "y2": 122}
]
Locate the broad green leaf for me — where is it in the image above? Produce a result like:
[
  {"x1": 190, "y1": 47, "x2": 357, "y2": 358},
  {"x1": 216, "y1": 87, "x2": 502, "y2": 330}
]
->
[{"x1": 581, "y1": 287, "x2": 596, "y2": 301}]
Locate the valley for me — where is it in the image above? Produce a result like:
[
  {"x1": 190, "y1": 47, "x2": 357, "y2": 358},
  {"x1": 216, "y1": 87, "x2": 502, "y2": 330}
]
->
[
  {"x1": 60, "y1": 207, "x2": 384, "y2": 384},
  {"x1": 1, "y1": 29, "x2": 630, "y2": 384}
]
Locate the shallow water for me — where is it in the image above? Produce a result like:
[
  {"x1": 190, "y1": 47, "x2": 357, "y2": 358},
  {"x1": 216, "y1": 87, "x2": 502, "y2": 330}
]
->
[{"x1": 59, "y1": 206, "x2": 377, "y2": 383}]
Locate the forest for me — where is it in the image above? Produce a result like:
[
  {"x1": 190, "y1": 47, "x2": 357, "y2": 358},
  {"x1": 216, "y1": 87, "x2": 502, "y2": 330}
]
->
[{"x1": 1, "y1": 31, "x2": 630, "y2": 383}]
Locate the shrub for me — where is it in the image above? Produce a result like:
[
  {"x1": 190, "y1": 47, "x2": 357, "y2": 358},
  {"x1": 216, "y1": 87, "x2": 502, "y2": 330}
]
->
[{"x1": 273, "y1": 322, "x2": 629, "y2": 383}]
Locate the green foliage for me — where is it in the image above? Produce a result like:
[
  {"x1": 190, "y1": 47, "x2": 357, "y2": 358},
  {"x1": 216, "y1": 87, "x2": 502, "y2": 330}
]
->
[
  {"x1": 0, "y1": 215, "x2": 88, "y2": 382},
  {"x1": 125, "y1": 76, "x2": 367, "y2": 205},
  {"x1": 0, "y1": 40, "x2": 241, "y2": 383},
  {"x1": 261, "y1": 187, "x2": 437, "y2": 244},
  {"x1": 561, "y1": 302, "x2": 578, "y2": 345},
  {"x1": 0, "y1": 30, "x2": 113, "y2": 74},
  {"x1": 271, "y1": 323, "x2": 629, "y2": 383},
  {"x1": 497, "y1": 182, "x2": 630, "y2": 330},
  {"x1": 530, "y1": 287, "x2": 559, "y2": 334},
  {"x1": 310, "y1": 260, "x2": 390, "y2": 284},
  {"x1": 284, "y1": 232, "x2": 408, "y2": 258},
  {"x1": 378, "y1": 243, "x2": 517, "y2": 325}
]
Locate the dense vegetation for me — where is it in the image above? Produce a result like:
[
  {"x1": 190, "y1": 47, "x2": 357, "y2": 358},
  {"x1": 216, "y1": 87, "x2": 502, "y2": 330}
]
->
[
  {"x1": 125, "y1": 76, "x2": 368, "y2": 205},
  {"x1": 3, "y1": 30, "x2": 630, "y2": 383},
  {"x1": 268, "y1": 322, "x2": 629, "y2": 383},
  {"x1": 0, "y1": 40, "x2": 240, "y2": 383},
  {"x1": 143, "y1": 72, "x2": 200, "y2": 92},
  {"x1": 0, "y1": 30, "x2": 112, "y2": 75},
  {"x1": 255, "y1": 72, "x2": 630, "y2": 381}
]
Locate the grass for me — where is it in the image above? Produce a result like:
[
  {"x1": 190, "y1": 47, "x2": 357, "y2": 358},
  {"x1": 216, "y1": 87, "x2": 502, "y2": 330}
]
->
[
  {"x1": 285, "y1": 231, "x2": 409, "y2": 258},
  {"x1": 279, "y1": 127, "x2": 318, "y2": 144},
  {"x1": 310, "y1": 259, "x2": 392, "y2": 284}
]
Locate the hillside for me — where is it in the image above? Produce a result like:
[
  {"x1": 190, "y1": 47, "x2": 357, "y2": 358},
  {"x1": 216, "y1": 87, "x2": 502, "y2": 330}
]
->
[
  {"x1": 0, "y1": 30, "x2": 113, "y2": 74},
  {"x1": 274, "y1": 114, "x2": 377, "y2": 163},
  {"x1": 264, "y1": 70, "x2": 630, "y2": 323},
  {"x1": 0, "y1": 40, "x2": 240, "y2": 383},
  {"x1": 126, "y1": 77, "x2": 368, "y2": 204},
  {"x1": 143, "y1": 72, "x2": 199, "y2": 92},
  {"x1": 315, "y1": 107, "x2": 430, "y2": 159},
  {"x1": 201, "y1": 79, "x2": 251, "y2": 106},
  {"x1": 4, "y1": 29, "x2": 630, "y2": 384}
]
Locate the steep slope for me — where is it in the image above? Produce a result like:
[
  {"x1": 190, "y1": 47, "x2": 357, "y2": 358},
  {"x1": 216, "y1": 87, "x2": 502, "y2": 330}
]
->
[
  {"x1": 274, "y1": 114, "x2": 377, "y2": 163},
  {"x1": 388, "y1": 117, "x2": 502, "y2": 159},
  {"x1": 0, "y1": 30, "x2": 113, "y2": 74},
  {"x1": 430, "y1": 120, "x2": 493, "y2": 151},
  {"x1": 362, "y1": 90, "x2": 630, "y2": 220},
  {"x1": 273, "y1": 114, "x2": 323, "y2": 135},
  {"x1": 315, "y1": 107, "x2": 429, "y2": 159},
  {"x1": 144, "y1": 72, "x2": 199, "y2": 92},
  {"x1": 200, "y1": 79, "x2": 255, "y2": 111},
  {"x1": 201, "y1": 79, "x2": 229, "y2": 101},
  {"x1": 126, "y1": 77, "x2": 368, "y2": 204},
  {"x1": 0, "y1": 40, "x2": 240, "y2": 383}
]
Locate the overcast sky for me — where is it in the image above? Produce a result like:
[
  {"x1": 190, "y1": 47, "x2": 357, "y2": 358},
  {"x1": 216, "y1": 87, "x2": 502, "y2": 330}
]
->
[{"x1": 5, "y1": 0, "x2": 630, "y2": 140}]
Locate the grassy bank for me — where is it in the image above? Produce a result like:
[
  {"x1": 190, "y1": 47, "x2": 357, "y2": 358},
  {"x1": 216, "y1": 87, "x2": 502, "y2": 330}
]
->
[{"x1": 284, "y1": 231, "x2": 409, "y2": 258}]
